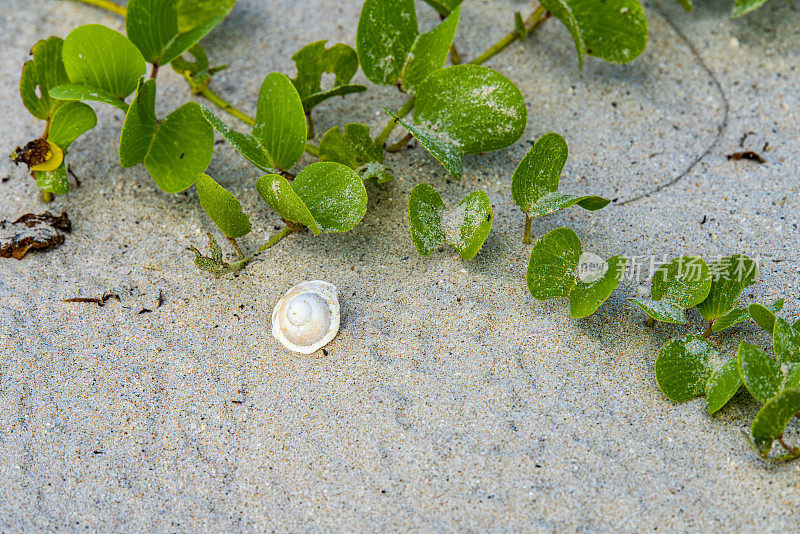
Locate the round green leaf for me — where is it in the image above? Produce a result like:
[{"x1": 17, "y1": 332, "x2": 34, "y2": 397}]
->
[
  {"x1": 119, "y1": 78, "x2": 157, "y2": 168},
  {"x1": 408, "y1": 184, "x2": 446, "y2": 257},
  {"x1": 651, "y1": 256, "x2": 712, "y2": 309},
  {"x1": 62, "y1": 24, "x2": 146, "y2": 100},
  {"x1": 655, "y1": 334, "x2": 716, "y2": 402},
  {"x1": 356, "y1": 0, "x2": 419, "y2": 85},
  {"x1": 444, "y1": 190, "x2": 493, "y2": 261},
  {"x1": 144, "y1": 102, "x2": 214, "y2": 193},
  {"x1": 34, "y1": 163, "x2": 69, "y2": 196},
  {"x1": 407, "y1": 184, "x2": 492, "y2": 260},
  {"x1": 253, "y1": 73, "x2": 307, "y2": 171},
  {"x1": 737, "y1": 341, "x2": 782, "y2": 404},
  {"x1": 421, "y1": 0, "x2": 464, "y2": 16},
  {"x1": 319, "y1": 123, "x2": 383, "y2": 169},
  {"x1": 20, "y1": 37, "x2": 70, "y2": 120},
  {"x1": 569, "y1": 255, "x2": 627, "y2": 318},
  {"x1": 414, "y1": 65, "x2": 527, "y2": 155},
  {"x1": 256, "y1": 174, "x2": 320, "y2": 235},
  {"x1": 705, "y1": 357, "x2": 742, "y2": 415},
  {"x1": 196, "y1": 173, "x2": 251, "y2": 239},
  {"x1": 774, "y1": 318, "x2": 800, "y2": 365},
  {"x1": 291, "y1": 162, "x2": 368, "y2": 233},
  {"x1": 49, "y1": 102, "x2": 97, "y2": 151},
  {"x1": 697, "y1": 254, "x2": 758, "y2": 321},
  {"x1": 751, "y1": 388, "x2": 800, "y2": 455},
  {"x1": 526, "y1": 227, "x2": 581, "y2": 300},
  {"x1": 540, "y1": 0, "x2": 648, "y2": 69}
]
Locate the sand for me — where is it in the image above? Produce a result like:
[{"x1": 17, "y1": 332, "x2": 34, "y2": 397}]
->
[{"x1": 1, "y1": 0, "x2": 799, "y2": 531}]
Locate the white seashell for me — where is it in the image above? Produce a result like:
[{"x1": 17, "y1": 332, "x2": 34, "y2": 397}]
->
[{"x1": 272, "y1": 280, "x2": 340, "y2": 354}]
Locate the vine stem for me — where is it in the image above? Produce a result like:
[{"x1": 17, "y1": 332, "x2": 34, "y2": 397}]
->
[
  {"x1": 378, "y1": 3, "x2": 550, "y2": 145},
  {"x1": 218, "y1": 226, "x2": 295, "y2": 275},
  {"x1": 70, "y1": 0, "x2": 126, "y2": 16},
  {"x1": 386, "y1": 132, "x2": 414, "y2": 153},
  {"x1": 523, "y1": 214, "x2": 532, "y2": 244},
  {"x1": 702, "y1": 321, "x2": 713, "y2": 339},
  {"x1": 227, "y1": 237, "x2": 244, "y2": 259}
]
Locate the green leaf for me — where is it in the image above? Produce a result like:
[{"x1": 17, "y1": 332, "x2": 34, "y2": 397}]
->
[
  {"x1": 651, "y1": 256, "x2": 711, "y2": 308},
  {"x1": 526, "y1": 227, "x2": 624, "y2": 317},
  {"x1": 395, "y1": 65, "x2": 527, "y2": 179},
  {"x1": 386, "y1": 110, "x2": 463, "y2": 179},
  {"x1": 750, "y1": 300, "x2": 785, "y2": 334},
  {"x1": 256, "y1": 174, "x2": 320, "y2": 235},
  {"x1": 126, "y1": 0, "x2": 234, "y2": 66},
  {"x1": 774, "y1": 318, "x2": 800, "y2": 365},
  {"x1": 200, "y1": 106, "x2": 274, "y2": 172},
  {"x1": 629, "y1": 256, "x2": 711, "y2": 324},
  {"x1": 207, "y1": 232, "x2": 222, "y2": 264},
  {"x1": 257, "y1": 162, "x2": 367, "y2": 235},
  {"x1": 408, "y1": 184, "x2": 493, "y2": 261},
  {"x1": 290, "y1": 41, "x2": 366, "y2": 112},
  {"x1": 527, "y1": 227, "x2": 580, "y2": 299},
  {"x1": 629, "y1": 299, "x2": 688, "y2": 324},
  {"x1": 414, "y1": 65, "x2": 526, "y2": 155},
  {"x1": 319, "y1": 123, "x2": 383, "y2": 168},
  {"x1": 732, "y1": 0, "x2": 768, "y2": 18},
  {"x1": 20, "y1": 37, "x2": 70, "y2": 120},
  {"x1": 400, "y1": 7, "x2": 460, "y2": 94},
  {"x1": 677, "y1": 0, "x2": 693, "y2": 11},
  {"x1": 34, "y1": 163, "x2": 69, "y2": 195},
  {"x1": 49, "y1": 84, "x2": 130, "y2": 112},
  {"x1": 119, "y1": 78, "x2": 157, "y2": 167},
  {"x1": 738, "y1": 341, "x2": 782, "y2": 404},
  {"x1": 539, "y1": 0, "x2": 648, "y2": 69},
  {"x1": 511, "y1": 133, "x2": 609, "y2": 217},
  {"x1": 253, "y1": 73, "x2": 307, "y2": 170},
  {"x1": 570, "y1": 255, "x2": 627, "y2": 318},
  {"x1": 49, "y1": 102, "x2": 97, "y2": 151},
  {"x1": 356, "y1": 0, "x2": 419, "y2": 85},
  {"x1": 292, "y1": 162, "x2": 368, "y2": 233},
  {"x1": 711, "y1": 307, "x2": 751, "y2": 332},
  {"x1": 421, "y1": 0, "x2": 464, "y2": 16},
  {"x1": 144, "y1": 102, "x2": 214, "y2": 192},
  {"x1": 655, "y1": 334, "x2": 716, "y2": 402},
  {"x1": 697, "y1": 254, "x2": 758, "y2": 321},
  {"x1": 705, "y1": 357, "x2": 742, "y2": 414},
  {"x1": 61, "y1": 24, "x2": 146, "y2": 100},
  {"x1": 750, "y1": 388, "x2": 800, "y2": 457},
  {"x1": 196, "y1": 173, "x2": 251, "y2": 239}
]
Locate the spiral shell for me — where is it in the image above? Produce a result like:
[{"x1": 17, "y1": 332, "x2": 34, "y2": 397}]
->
[{"x1": 272, "y1": 281, "x2": 340, "y2": 354}]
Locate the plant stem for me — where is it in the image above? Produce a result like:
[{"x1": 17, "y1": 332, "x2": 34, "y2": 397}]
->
[
  {"x1": 450, "y1": 43, "x2": 461, "y2": 65},
  {"x1": 227, "y1": 237, "x2": 244, "y2": 260},
  {"x1": 304, "y1": 142, "x2": 320, "y2": 158},
  {"x1": 702, "y1": 322, "x2": 713, "y2": 339},
  {"x1": 470, "y1": 5, "x2": 549, "y2": 66},
  {"x1": 523, "y1": 214, "x2": 532, "y2": 244},
  {"x1": 256, "y1": 226, "x2": 294, "y2": 253},
  {"x1": 387, "y1": 133, "x2": 414, "y2": 153},
  {"x1": 70, "y1": 0, "x2": 127, "y2": 16},
  {"x1": 646, "y1": 317, "x2": 655, "y2": 328},
  {"x1": 149, "y1": 63, "x2": 159, "y2": 80},
  {"x1": 217, "y1": 226, "x2": 294, "y2": 275},
  {"x1": 306, "y1": 112, "x2": 315, "y2": 139},
  {"x1": 376, "y1": 97, "x2": 416, "y2": 146},
  {"x1": 42, "y1": 191, "x2": 53, "y2": 203}
]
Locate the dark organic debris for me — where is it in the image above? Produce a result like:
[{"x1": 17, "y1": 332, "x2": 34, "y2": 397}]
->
[
  {"x1": 0, "y1": 211, "x2": 71, "y2": 259},
  {"x1": 727, "y1": 151, "x2": 765, "y2": 164},
  {"x1": 63, "y1": 293, "x2": 120, "y2": 307},
  {"x1": 10, "y1": 139, "x2": 50, "y2": 169}
]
